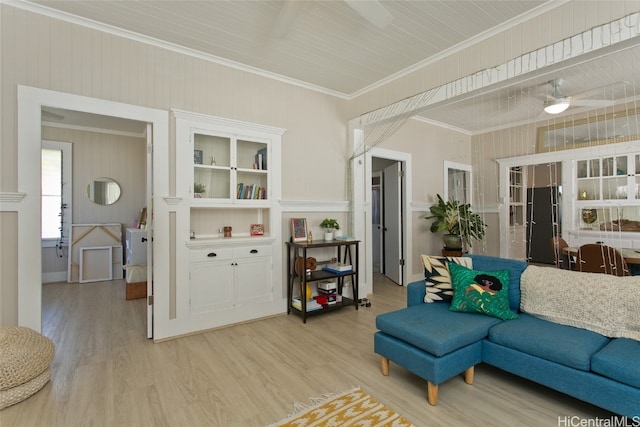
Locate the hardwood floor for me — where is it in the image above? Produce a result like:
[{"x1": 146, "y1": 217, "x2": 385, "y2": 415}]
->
[{"x1": 1, "y1": 274, "x2": 613, "y2": 426}]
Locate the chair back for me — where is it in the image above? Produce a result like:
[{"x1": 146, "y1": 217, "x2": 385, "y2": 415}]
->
[
  {"x1": 550, "y1": 237, "x2": 571, "y2": 270},
  {"x1": 576, "y1": 244, "x2": 630, "y2": 276}
]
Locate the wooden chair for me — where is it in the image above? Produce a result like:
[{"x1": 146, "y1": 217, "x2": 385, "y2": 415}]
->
[
  {"x1": 550, "y1": 237, "x2": 572, "y2": 270},
  {"x1": 576, "y1": 244, "x2": 630, "y2": 276}
]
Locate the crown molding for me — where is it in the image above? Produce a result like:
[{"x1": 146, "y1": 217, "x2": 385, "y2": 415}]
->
[
  {"x1": 8, "y1": 1, "x2": 350, "y2": 100},
  {"x1": 10, "y1": 0, "x2": 567, "y2": 101}
]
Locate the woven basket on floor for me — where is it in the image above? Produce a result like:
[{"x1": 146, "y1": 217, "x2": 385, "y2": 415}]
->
[{"x1": 0, "y1": 326, "x2": 55, "y2": 410}]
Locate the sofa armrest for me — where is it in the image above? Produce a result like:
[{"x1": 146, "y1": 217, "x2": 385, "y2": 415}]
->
[{"x1": 407, "y1": 281, "x2": 425, "y2": 306}]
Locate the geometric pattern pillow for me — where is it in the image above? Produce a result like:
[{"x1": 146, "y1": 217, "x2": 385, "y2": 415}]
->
[
  {"x1": 448, "y1": 263, "x2": 519, "y2": 320},
  {"x1": 421, "y1": 255, "x2": 473, "y2": 303}
]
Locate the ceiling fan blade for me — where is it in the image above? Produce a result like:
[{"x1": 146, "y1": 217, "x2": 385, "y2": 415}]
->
[
  {"x1": 571, "y1": 99, "x2": 616, "y2": 107},
  {"x1": 272, "y1": 0, "x2": 302, "y2": 39},
  {"x1": 344, "y1": 0, "x2": 393, "y2": 28}
]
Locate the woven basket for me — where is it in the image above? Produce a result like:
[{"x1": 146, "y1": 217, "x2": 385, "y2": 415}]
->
[
  {"x1": 0, "y1": 326, "x2": 55, "y2": 409},
  {"x1": 0, "y1": 369, "x2": 51, "y2": 410}
]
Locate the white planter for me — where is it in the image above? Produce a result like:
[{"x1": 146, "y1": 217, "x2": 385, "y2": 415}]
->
[{"x1": 324, "y1": 232, "x2": 334, "y2": 241}]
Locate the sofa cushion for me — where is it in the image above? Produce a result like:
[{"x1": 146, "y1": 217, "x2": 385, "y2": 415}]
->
[
  {"x1": 521, "y1": 265, "x2": 640, "y2": 341},
  {"x1": 488, "y1": 313, "x2": 610, "y2": 371},
  {"x1": 421, "y1": 255, "x2": 473, "y2": 303},
  {"x1": 465, "y1": 255, "x2": 527, "y2": 311},
  {"x1": 376, "y1": 303, "x2": 502, "y2": 357},
  {"x1": 449, "y1": 263, "x2": 518, "y2": 320},
  {"x1": 592, "y1": 338, "x2": 640, "y2": 389}
]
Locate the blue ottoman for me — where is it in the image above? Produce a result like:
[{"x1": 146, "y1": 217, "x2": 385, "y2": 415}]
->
[{"x1": 374, "y1": 303, "x2": 502, "y2": 405}]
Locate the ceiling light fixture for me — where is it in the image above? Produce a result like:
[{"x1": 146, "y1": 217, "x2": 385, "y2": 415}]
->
[{"x1": 543, "y1": 97, "x2": 570, "y2": 114}]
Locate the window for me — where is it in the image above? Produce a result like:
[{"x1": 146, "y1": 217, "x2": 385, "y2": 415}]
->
[{"x1": 42, "y1": 141, "x2": 72, "y2": 247}]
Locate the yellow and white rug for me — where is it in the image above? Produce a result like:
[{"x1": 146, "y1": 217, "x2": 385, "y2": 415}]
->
[{"x1": 268, "y1": 387, "x2": 415, "y2": 427}]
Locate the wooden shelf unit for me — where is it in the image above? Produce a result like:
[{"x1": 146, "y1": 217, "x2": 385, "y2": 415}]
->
[{"x1": 286, "y1": 239, "x2": 360, "y2": 323}]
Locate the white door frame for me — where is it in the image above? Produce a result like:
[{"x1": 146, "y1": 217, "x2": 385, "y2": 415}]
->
[
  {"x1": 349, "y1": 121, "x2": 412, "y2": 295},
  {"x1": 17, "y1": 86, "x2": 169, "y2": 338}
]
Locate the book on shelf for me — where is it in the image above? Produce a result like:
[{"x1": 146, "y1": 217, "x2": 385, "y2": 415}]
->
[
  {"x1": 335, "y1": 235, "x2": 354, "y2": 240},
  {"x1": 291, "y1": 297, "x2": 323, "y2": 312},
  {"x1": 323, "y1": 263, "x2": 352, "y2": 273},
  {"x1": 317, "y1": 280, "x2": 337, "y2": 292},
  {"x1": 236, "y1": 183, "x2": 266, "y2": 200},
  {"x1": 257, "y1": 147, "x2": 267, "y2": 170}
]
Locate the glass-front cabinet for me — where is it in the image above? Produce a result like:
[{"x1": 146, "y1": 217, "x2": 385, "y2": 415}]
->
[
  {"x1": 171, "y1": 109, "x2": 286, "y2": 336},
  {"x1": 192, "y1": 131, "x2": 269, "y2": 204},
  {"x1": 576, "y1": 154, "x2": 639, "y2": 202},
  {"x1": 574, "y1": 152, "x2": 640, "y2": 233}
]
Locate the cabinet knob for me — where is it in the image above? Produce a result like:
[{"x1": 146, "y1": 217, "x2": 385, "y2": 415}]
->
[
  {"x1": 207, "y1": 252, "x2": 217, "y2": 257},
  {"x1": 250, "y1": 249, "x2": 258, "y2": 254}
]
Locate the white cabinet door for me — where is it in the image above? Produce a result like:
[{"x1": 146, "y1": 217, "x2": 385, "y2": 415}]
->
[
  {"x1": 235, "y1": 256, "x2": 272, "y2": 306},
  {"x1": 190, "y1": 261, "x2": 233, "y2": 314}
]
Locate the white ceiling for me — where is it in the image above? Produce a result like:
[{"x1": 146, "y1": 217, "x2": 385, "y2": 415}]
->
[
  {"x1": 27, "y1": 0, "x2": 552, "y2": 96},
  {"x1": 25, "y1": 1, "x2": 640, "y2": 136}
]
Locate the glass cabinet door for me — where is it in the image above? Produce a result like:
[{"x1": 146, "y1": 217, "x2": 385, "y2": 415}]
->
[
  {"x1": 576, "y1": 159, "x2": 600, "y2": 200},
  {"x1": 193, "y1": 133, "x2": 231, "y2": 199},
  {"x1": 601, "y1": 156, "x2": 628, "y2": 200},
  {"x1": 235, "y1": 139, "x2": 269, "y2": 201}
]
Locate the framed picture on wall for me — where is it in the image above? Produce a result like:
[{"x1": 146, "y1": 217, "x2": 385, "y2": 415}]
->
[{"x1": 290, "y1": 218, "x2": 308, "y2": 242}]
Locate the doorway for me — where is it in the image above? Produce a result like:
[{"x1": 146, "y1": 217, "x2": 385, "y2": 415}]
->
[
  {"x1": 17, "y1": 86, "x2": 169, "y2": 339},
  {"x1": 40, "y1": 110, "x2": 149, "y2": 335},
  {"x1": 371, "y1": 156, "x2": 406, "y2": 286}
]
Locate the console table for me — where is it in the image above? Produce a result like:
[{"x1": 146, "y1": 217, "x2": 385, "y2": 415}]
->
[{"x1": 286, "y1": 239, "x2": 360, "y2": 323}]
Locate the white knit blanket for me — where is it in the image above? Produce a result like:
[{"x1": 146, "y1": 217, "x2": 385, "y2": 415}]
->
[{"x1": 520, "y1": 265, "x2": 640, "y2": 341}]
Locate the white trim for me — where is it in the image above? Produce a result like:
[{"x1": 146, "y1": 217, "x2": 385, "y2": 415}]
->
[
  {"x1": 0, "y1": 192, "x2": 27, "y2": 207},
  {"x1": 17, "y1": 86, "x2": 169, "y2": 338},
  {"x1": 279, "y1": 200, "x2": 349, "y2": 213},
  {"x1": 411, "y1": 116, "x2": 473, "y2": 136},
  {"x1": 41, "y1": 120, "x2": 146, "y2": 138}
]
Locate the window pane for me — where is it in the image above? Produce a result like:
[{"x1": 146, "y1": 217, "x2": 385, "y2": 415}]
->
[
  {"x1": 42, "y1": 149, "x2": 61, "y2": 195},
  {"x1": 42, "y1": 149, "x2": 62, "y2": 239},
  {"x1": 42, "y1": 196, "x2": 61, "y2": 239}
]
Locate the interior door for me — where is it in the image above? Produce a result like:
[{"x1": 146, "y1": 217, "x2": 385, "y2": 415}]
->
[
  {"x1": 383, "y1": 162, "x2": 403, "y2": 285},
  {"x1": 372, "y1": 172, "x2": 382, "y2": 273},
  {"x1": 145, "y1": 123, "x2": 153, "y2": 339},
  {"x1": 526, "y1": 186, "x2": 558, "y2": 264}
]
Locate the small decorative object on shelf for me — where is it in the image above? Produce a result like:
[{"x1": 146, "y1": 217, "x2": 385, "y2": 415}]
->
[
  {"x1": 223, "y1": 226, "x2": 232, "y2": 238},
  {"x1": 319, "y1": 218, "x2": 340, "y2": 241},
  {"x1": 194, "y1": 149, "x2": 203, "y2": 164},
  {"x1": 581, "y1": 208, "x2": 597, "y2": 224},
  {"x1": 194, "y1": 183, "x2": 206, "y2": 198},
  {"x1": 250, "y1": 224, "x2": 264, "y2": 236},
  {"x1": 291, "y1": 218, "x2": 308, "y2": 242},
  {"x1": 307, "y1": 230, "x2": 313, "y2": 244}
]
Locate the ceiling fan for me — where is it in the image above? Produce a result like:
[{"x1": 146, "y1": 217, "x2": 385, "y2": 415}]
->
[
  {"x1": 272, "y1": 0, "x2": 393, "y2": 39},
  {"x1": 542, "y1": 78, "x2": 618, "y2": 115}
]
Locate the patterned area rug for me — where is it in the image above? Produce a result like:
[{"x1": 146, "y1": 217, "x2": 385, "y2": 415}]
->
[{"x1": 268, "y1": 387, "x2": 415, "y2": 427}]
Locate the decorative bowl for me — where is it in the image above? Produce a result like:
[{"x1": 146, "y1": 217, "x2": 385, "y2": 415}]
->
[{"x1": 581, "y1": 208, "x2": 597, "y2": 224}]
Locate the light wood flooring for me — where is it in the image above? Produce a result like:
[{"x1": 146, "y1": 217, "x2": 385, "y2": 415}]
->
[{"x1": 1, "y1": 274, "x2": 614, "y2": 426}]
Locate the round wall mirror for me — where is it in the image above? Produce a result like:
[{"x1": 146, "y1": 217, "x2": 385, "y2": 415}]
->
[{"x1": 87, "y1": 177, "x2": 122, "y2": 205}]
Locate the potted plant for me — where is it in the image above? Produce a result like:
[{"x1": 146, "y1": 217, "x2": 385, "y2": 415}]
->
[
  {"x1": 319, "y1": 218, "x2": 340, "y2": 241},
  {"x1": 425, "y1": 194, "x2": 486, "y2": 251},
  {"x1": 194, "y1": 183, "x2": 206, "y2": 198}
]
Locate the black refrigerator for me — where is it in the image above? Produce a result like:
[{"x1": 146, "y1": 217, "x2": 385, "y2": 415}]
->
[{"x1": 526, "y1": 186, "x2": 560, "y2": 264}]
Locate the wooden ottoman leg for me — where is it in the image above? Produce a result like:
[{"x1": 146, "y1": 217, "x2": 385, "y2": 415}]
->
[
  {"x1": 464, "y1": 366, "x2": 474, "y2": 384},
  {"x1": 427, "y1": 382, "x2": 438, "y2": 406},
  {"x1": 381, "y1": 356, "x2": 389, "y2": 376}
]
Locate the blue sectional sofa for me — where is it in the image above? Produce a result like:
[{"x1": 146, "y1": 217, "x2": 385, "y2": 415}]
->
[{"x1": 374, "y1": 255, "x2": 640, "y2": 417}]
